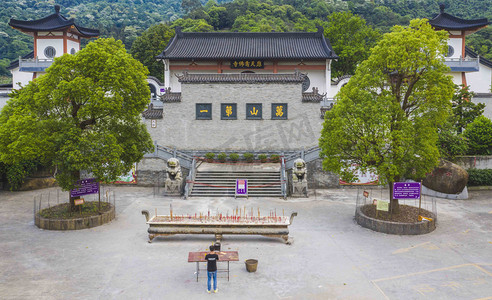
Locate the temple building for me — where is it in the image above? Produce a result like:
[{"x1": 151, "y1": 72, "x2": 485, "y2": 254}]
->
[
  {"x1": 7, "y1": 5, "x2": 99, "y2": 89},
  {"x1": 429, "y1": 4, "x2": 492, "y2": 117},
  {"x1": 143, "y1": 27, "x2": 340, "y2": 151}
]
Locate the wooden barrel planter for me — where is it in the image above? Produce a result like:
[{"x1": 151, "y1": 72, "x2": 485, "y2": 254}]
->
[
  {"x1": 35, "y1": 204, "x2": 115, "y2": 230},
  {"x1": 355, "y1": 205, "x2": 436, "y2": 235}
]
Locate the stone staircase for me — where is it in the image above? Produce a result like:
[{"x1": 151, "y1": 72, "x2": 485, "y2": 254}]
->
[{"x1": 190, "y1": 163, "x2": 283, "y2": 197}]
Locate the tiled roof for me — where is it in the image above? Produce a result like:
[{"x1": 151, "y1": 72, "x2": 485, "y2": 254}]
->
[
  {"x1": 7, "y1": 51, "x2": 34, "y2": 70},
  {"x1": 302, "y1": 87, "x2": 325, "y2": 103},
  {"x1": 176, "y1": 71, "x2": 306, "y2": 84},
  {"x1": 465, "y1": 46, "x2": 492, "y2": 69},
  {"x1": 9, "y1": 5, "x2": 99, "y2": 38},
  {"x1": 157, "y1": 26, "x2": 337, "y2": 60},
  {"x1": 160, "y1": 92, "x2": 181, "y2": 102},
  {"x1": 429, "y1": 4, "x2": 490, "y2": 30},
  {"x1": 142, "y1": 106, "x2": 163, "y2": 119}
]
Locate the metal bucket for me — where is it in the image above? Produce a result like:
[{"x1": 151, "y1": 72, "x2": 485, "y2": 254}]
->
[{"x1": 245, "y1": 259, "x2": 258, "y2": 272}]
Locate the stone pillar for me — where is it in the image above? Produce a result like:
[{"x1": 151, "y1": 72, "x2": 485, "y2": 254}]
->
[
  {"x1": 164, "y1": 59, "x2": 170, "y2": 88},
  {"x1": 325, "y1": 59, "x2": 332, "y2": 97}
]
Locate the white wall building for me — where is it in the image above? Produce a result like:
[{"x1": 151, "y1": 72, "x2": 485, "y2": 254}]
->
[
  {"x1": 7, "y1": 5, "x2": 99, "y2": 89},
  {"x1": 429, "y1": 4, "x2": 492, "y2": 119}
]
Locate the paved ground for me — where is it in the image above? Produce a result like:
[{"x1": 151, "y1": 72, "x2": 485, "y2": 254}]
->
[{"x1": 0, "y1": 186, "x2": 491, "y2": 300}]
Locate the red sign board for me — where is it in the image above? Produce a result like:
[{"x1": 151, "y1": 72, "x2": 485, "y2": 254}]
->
[{"x1": 74, "y1": 198, "x2": 85, "y2": 206}]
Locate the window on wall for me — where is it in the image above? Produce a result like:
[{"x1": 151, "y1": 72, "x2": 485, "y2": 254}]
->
[
  {"x1": 271, "y1": 103, "x2": 288, "y2": 120},
  {"x1": 196, "y1": 103, "x2": 212, "y2": 120},
  {"x1": 221, "y1": 103, "x2": 237, "y2": 120},
  {"x1": 446, "y1": 45, "x2": 454, "y2": 57},
  {"x1": 246, "y1": 103, "x2": 262, "y2": 120},
  {"x1": 44, "y1": 46, "x2": 56, "y2": 58}
]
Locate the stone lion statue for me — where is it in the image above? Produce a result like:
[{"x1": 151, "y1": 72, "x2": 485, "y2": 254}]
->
[
  {"x1": 292, "y1": 158, "x2": 307, "y2": 183},
  {"x1": 166, "y1": 158, "x2": 182, "y2": 182}
]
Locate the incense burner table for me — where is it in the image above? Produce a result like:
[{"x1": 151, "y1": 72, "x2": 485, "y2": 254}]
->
[
  {"x1": 188, "y1": 251, "x2": 239, "y2": 282},
  {"x1": 141, "y1": 211, "x2": 297, "y2": 244}
]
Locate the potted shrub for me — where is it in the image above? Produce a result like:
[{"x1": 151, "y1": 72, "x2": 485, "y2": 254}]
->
[
  {"x1": 217, "y1": 152, "x2": 227, "y2": 163},
  {"x1": 270, "y1": 154, "x2": 280, "y2": 163},
  {"x1": 205, "y1": 152, "x2": 215, "y2": 163},
  {"x1": 243, "y1": 152, "x2": 254, "y2": 163},
  {"x1": 229, "y1": 153, "x2": 239, "y2": 163},
  {"x1": 258, "y1": 154, "x2": 268, "y2": 163}
]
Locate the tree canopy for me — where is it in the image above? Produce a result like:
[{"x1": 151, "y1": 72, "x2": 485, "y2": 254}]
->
[
  {"x1": 323, "y1": 11, "x2": 381, "y2": 78},
  {"x1": 319, "y1": 19, "x2": 455, "y2": 212},
  {"x1": 131, "y1": 24, "x2": 175, "y2": 83},
  {"x1": 2, "y1": 0, "x2": 491, "y2": 81},
  {"x1": 0, "y1": 38, "x2": 154, "y2": 196}
]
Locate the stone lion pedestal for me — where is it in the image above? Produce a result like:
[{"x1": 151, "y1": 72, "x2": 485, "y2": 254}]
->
[
  {"x1": 291, "y1": 158, "x2": 308, "y2": 197},
  {"x1": 164, "y1": 158, "x2": 183, "y2": 196}
]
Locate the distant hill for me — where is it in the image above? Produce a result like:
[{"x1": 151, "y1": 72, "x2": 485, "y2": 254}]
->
[{"x1": 1, "y1": 0, "x2": 490, "y2": 81}]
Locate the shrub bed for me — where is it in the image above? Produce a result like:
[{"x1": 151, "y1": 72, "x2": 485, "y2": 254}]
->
[{"x1": 467, "y1": 169, "x2": 492, "y2": 186}]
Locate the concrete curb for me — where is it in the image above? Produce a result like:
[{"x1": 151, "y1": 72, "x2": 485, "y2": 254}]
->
[
  {"x1": 35, "y1": 204, "x2": 115, "y2": 230},
  {"x1": 355, "y1": 206, "x2": 436, "y2": 235}
]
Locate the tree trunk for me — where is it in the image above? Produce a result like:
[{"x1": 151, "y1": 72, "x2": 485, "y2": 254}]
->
[
  {"x1": 69, "y1": 170, "x2": 81, "y2": 212},
  {"x1": 389, "y1": 181, "x2": 400, "y2": 214}
]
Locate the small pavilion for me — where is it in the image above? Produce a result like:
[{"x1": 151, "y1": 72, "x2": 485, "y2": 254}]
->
[{"x1": 8, "y1": 5, "x2": 99, "y2": 88}]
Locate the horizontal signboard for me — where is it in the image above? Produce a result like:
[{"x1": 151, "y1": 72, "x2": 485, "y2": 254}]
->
[
  {"x1": 393, "y1": 182, "x2": 421, "y2": 199},
  {"x1": 70, "y1": 178, "x2": 99, "y2": 197}
]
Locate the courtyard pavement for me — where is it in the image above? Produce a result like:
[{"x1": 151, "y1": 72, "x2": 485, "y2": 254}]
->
[{"x1": 0, "y1": 186, "x2": 491, "y2": 300}]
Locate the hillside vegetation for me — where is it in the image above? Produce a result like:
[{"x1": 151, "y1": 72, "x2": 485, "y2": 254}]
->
[{"x1": 1, "y1": 0, "x2": 491, "y2": 81}]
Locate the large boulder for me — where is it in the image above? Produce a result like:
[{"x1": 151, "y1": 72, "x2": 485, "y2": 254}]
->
[{"x1": 423, "y1": 160, "x2": 468, "y2": 194}]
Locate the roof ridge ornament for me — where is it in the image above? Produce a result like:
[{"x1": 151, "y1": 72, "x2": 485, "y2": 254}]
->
[
  {"x1": 55, "y1": 5, "x2": 61, "y2": 14},
  {"x1": 439, "y1": 3, "x2": 445, "y2": 14}
]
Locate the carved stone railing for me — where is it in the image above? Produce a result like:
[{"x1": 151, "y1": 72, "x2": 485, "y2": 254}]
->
[
  {"x1": 19, "y1": 57, "x2": 54, "y2": 72},
  {"x1": 444, "y1": 57, "x2": 479, "y2": 72}
]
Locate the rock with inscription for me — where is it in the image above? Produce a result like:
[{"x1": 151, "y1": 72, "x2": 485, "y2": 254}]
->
[{"x1": 423, "y1": 160, "x2": 468, "y2": 194}]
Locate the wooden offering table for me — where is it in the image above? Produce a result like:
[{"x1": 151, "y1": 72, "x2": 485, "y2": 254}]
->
[
  {"x1": 188, "y1": 251, "x2": 239, "y2": 282},
  {"x1": 141, "y1": 210, "x2": 297, "y2": 244}
]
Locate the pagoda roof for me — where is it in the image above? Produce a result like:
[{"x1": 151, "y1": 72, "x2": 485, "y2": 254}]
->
[
  {"x1": 429, "y1": 4, "x2": 490, "y2": 31},
  {"x1": 9, "y1": 5, "x2": 99, "y2": 38},
  {"x1": 157, "y1": 27, "x2": 338, "y2": 60}
]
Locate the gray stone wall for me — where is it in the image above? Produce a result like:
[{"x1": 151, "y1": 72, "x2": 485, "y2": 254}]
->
[
  {"x1": 145, "y1": 82, "x2": 322, "y2": 151},
  {"x1": 136, "y1": 157, "x2": 189, "y2": 187},
  {"x1": 454, "y1": 156, "x2": 492, "y2": 170},
  {"x1": 306, "y1": 158, "x2": 340, "y2": 189}
]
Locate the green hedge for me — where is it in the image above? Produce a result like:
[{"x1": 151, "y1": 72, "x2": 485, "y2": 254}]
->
[{"x1": 467, "y1": 169, "x2": 492, "y2": 186}]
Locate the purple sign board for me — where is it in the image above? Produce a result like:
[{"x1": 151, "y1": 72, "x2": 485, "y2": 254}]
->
[
  {"x1": 393, "y1": 182, "x2": 421, "y2": 199},
  {"x1": 235, "y1": 179, "x2": 248, "y2": 196},
  {"x1": 70, "y1": 178, "x2": 99, "y2": 197}
]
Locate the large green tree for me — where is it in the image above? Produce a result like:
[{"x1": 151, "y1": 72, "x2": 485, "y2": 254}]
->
[
  {"x1": 451, "y1": 84, "x2": 485, "y2": 133},
  {"x1": 319, "y1": 19, "x2": 454, "y2": 213},
  {"x1": 131, "y1": 24, "x2": 175, "y2": 82},
  {"x1": 0, "y1": 38, "x2": 154, "y2": 209},
  {"x1": 324, "y1": 11, "x2": 381, "y2": 77}
]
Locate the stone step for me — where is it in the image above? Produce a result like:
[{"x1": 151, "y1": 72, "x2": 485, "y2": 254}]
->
[
  {"x1": 190, "y1": 193, "x2": 283, "y2": 197},
  {"x1": 195, "y1": 174, "x2": 280, "y2": 179},
  {"x1": 193, "y1": 186, "x2": 282, "y2": 192},
  {"x1": 190, "y1": 166, "x2": 283, "y2": 197}
]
